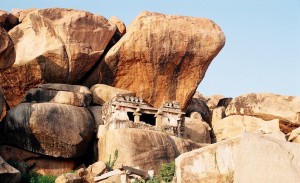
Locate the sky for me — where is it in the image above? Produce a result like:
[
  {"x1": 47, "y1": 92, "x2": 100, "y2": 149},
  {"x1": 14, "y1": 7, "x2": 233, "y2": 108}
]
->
[{"x1": 1, "y1": 0, "x2": 300, "y2": 97}]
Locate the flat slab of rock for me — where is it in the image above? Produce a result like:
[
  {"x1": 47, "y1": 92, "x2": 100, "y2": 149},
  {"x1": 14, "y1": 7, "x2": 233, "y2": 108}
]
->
[
  {"x1": 98, "y1": 11, "x2": 225, "y2": 109},
  {"x1": 0, "y1": 156, "x2": 21, "y2": 183},
  {"x1": 0, "y1": 103, "x2": 95, "y2": 158},
  {"x1": 90, "y1": 84, "x2": 135, "y2": 105},
  {"x1": 213, "y1": 115, "x2": 281, "y2": 141},
  {"x1": 0, "y1": 8, "x2": 116, "y2": 107},
  {"x1": 225, "y1": 93, "x2": 300, "y2": 133},
  {"x1": 23, "y1": 84, "x2": 92, "y2": 107},
  {"x1": 234, "y1": 133, "x2": 300, "y2": 183}
]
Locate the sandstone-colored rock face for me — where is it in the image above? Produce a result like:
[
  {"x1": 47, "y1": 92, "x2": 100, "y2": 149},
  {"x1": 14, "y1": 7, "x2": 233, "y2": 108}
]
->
[
  {"x1": 0, "y1": 27, "x2": 15, "y2": 69},
  {"x1": 23, "y1": 84, "x2": 92, "y2": 107},
  {"x1": 0, "y1": 8, "x2": 116, "y2": 107},
  {"x1": 226, "y1": 93, "x2": 300, "y2": 127},
  {"x1": 99, "y1": 11, "x2": 225, "y2": 109},
  {"x1": 234, "y1": 133, "x2": 300, "y2": 183},
  {"x1": 0, "y1": 145, "x2": 76, "y2": 176},
  {"x1": 211, "y1": 106, "x2": 225, "y2": 125},
  {"x1": 184, "y1": 117, "x2": 211, "y2": 143},
  {"x1": 213, "y1": 115, "x2": 281, "y2": 141},
  {"x1": 109, "y1": 16, "x2": 126, "y2": 35},
  {"x1": 0, "y1": 87, "x2": 6, "y2": 121},
  {"x1": 0, "y1": 156, "x2": 21, "y2": 183},
  {"x1": 0, "y1": 103, "x2": 95, "y2": 158},
  {"x1": 175, "y1": 137, "x2": 240, "y2": 183},
  {"x1": 90, "y1": 84, "x2": 135, "y2": 105},
  {"x1": 98, "y1": 128, "x2": 176, "y2": 173},
  {"x1": 0, "y1": 10, "x2": 18, "y2": 31},
  {"x1": 288, "y1": 127, "x2": 300, "y2": 144},
  {"x1": 206, "y1": 94, "x2": 225, "y2": 110},
  {"x1": 169, "y1": 136, "x2": 207, "y2": 156},
  {"x1": 55, "y1": 173, "x2": 82, "y2": 183}
]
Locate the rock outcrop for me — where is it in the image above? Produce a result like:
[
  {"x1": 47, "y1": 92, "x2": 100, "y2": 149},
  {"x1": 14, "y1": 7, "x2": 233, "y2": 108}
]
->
[
  {"x1": 0, "y1": 27, "x2": 15, "y2": 69},
  {"x1": 234, "y1": 133, "x2": 300, "y2": 183},
  {"x1": 0, "y1": 103, "x2": 94, "y2": 158},
  {"x1": 226, "y1": 93, "x2": 300, "y2": 133},
  {"x1": 0, "y1": 8, "x2": 116, "y2": 107},
  {"x1": 288, "y1": 127, "x2": 300, "y2": 144},
  {"x1": 0, "y1": 10, "x2": 18, "y2": 31},
  {"x1": 175, "y1": 137, "x2": 240, "y2": 183},
  {"x1": 98, "y1": 128, "x2": 177, "y2": 173},
  {"x1": 109, "y1": 16, "x2": 126, "y2": 35},
  {"x1": 0, "y1": 145, "x2": 76, "y2": 176},
  {"x1": 186, "y1": 95, "x2": 211, "y2": 123},
  {"x1": 0, "y1": 156, "x2": 21, "y2": 183},
  {"x1": 97, "y1": 11, "x2": 225, "y2": 109},
  {"x1": 212, "y1": 115, "x2": 281, "y2": 141}
]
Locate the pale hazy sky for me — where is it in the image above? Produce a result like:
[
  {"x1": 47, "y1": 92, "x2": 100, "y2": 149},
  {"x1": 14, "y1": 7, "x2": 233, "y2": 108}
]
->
[{"x1": 1, "y1": 0, "x2": 300, "y2": 97}]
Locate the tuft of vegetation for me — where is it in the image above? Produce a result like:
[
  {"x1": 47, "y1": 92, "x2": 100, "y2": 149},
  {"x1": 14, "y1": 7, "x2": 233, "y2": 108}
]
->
[
  {"x1": 133, "y1": 162, "x2": 175, "y2": 183},
  {"x1": 20, "y1": 172, "x2": 56, "y2": 183},
  {"x1": 159, "y1": 162, "x2": 175, "y2": 182},
  {"x1": 105, "y1": 149, "x2": 119, "y2": 171}
]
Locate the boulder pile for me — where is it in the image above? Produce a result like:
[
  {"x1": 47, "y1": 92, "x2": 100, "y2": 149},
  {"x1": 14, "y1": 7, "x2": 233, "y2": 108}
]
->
[{"x1": 0, "y1": 7, "x2": 299, "y2": 183}]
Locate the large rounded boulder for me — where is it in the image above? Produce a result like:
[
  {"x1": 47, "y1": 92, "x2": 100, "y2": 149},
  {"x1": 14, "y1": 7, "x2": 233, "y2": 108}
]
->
[
  {"x1": 97, "y1": 11, "x2": 225, "y2": 109},
  {"x1": 0, "y1": 103, "x2": 95, "y2": 158}
]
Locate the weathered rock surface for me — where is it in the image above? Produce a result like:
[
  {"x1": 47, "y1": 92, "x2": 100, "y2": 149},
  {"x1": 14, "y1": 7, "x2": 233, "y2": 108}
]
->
[
  {"x1": 0, "y1": 8, "x2": 116, "y2": 107},
  {"x1": 184, "y1": 117, "x2": 211, "y2": 143},
  {"x1": 213, "y1": 115, "x2": 281, "y2": 141},
  {"x1": 0, "y1": 87, "x2": 6, "y2": 122},
  {"x1": 98, "y1": 11, "x2": 225, "y2": 109},
  {"x1": 0, "y1": 145, "x2": 76, "y2": 176},
  {"x1": 0, "y1": 10, "x2": 18, "y2": 31},
  {"x1": 175, "y1": 137, "x2": 240, "y2": 183},
  {"x1": 55, "y1": 173, "x2": 82, "y2": 183},
  {"x1": 0, "y1": 27, "x2": 15, "y2": 69},
  {"x1": 90, "y1": 84, "x2": 135, "y2": 105},
  {"x1": 169, "y1": 136, "x2": 207, "y2": 156},
  {"x1": 288, "y1": 127, "x2": 300, "y2": 144},
  {"x1": 23, "y1": 84, "x2": 92, "y2": 107},
  {"x1": 98, "y1": 128, "x2": 177, "y2": 173},
  {"x1": 206, "y1": 94, "x2": 224, "y2": 110},
  {"x1": 225, "y1": 93, "x2": 300, "y2": 133},
  {"x1": 82, "y1": 161, "x2": 106, "y2": 182},
  {"x1": 0, "y1": 156, "x2": 21, "y2": 183},
  {"x1": 234, "y1": 133, "x2": 300, "y2": 183},
  {"x1": 109, "y1": 16, "x2": 126, "y2": 35},
  {"x1": 0, "y1": 103, "x2": 94, "y2": 158}
]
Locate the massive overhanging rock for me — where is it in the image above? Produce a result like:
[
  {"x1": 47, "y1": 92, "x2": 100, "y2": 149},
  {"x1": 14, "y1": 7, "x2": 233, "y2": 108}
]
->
[
  {"x1": 98, "y1": 11, "x2": 225, "y2": 109},
  {"x1": 0, "y1": 8, "x2": 116, "y2": 107}
]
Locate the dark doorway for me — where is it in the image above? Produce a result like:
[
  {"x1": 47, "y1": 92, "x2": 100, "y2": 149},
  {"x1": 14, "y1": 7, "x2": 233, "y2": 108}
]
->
[
  {"x1": 140, "y1": 113, "x2": 156, "y2": 126},
  {"x1": 127, "y1": 112, "x2": 134, "y2": 121}
]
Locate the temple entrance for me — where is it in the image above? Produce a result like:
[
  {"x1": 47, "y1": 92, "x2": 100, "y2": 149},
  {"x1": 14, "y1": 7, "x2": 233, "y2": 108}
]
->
[
  {"x1": 140, "y1": 113, "x2": 156, "y2": 126},
  {"x1": 127, "y1": 112, "x2": 134, "y2": 121}
]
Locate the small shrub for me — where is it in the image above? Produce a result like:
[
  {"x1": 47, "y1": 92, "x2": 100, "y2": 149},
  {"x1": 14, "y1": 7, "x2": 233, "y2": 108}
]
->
[
  {"x1": 20, "y1": 172, "x2": 56, "y2": 183},
  {"x1": 159, "y1": 162, "x2": 175, "y2": 183},
  {"x1": 105, "y1": 149, "x2": 118, "y2": 171}
]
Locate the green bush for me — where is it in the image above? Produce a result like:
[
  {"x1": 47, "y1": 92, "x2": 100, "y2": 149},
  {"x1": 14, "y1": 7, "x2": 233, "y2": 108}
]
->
[
  {"x1": 133, "y1": 161, "x2": 175, "y2": 183},
  {"x1": 21, "y1": 172, "x2": 56, "y2": 183},
  {"x1": 159, "y1": 162, "x2": 175, "y2": 182}
]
